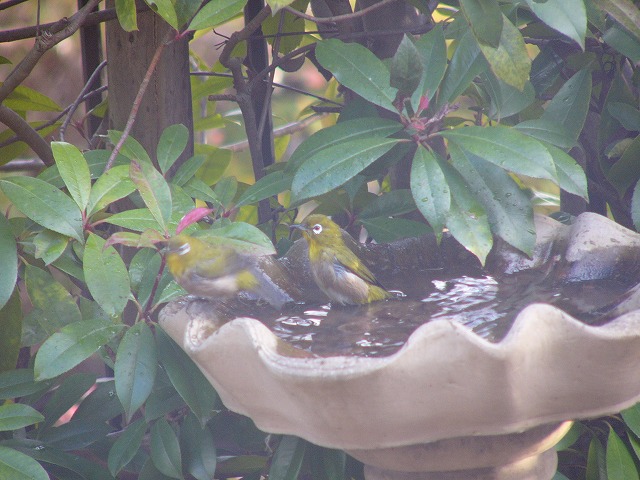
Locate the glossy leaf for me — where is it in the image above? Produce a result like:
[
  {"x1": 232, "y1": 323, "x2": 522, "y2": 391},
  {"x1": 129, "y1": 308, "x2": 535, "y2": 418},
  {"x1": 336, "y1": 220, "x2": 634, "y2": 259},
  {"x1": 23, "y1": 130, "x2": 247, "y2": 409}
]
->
[
  {"x1": 0, "y1": 370, "x2": 50, "y2": 401},
  {"x1": 130, "y1": 160, "x2": 172, "y2": 233},
  {"x1": 4, "y1": 85, "x2": 61, "y2": 112},
  {"x1": 51, "y1": 142, "x2": 91, "y2": 211},
  {"x1": 316, "y1": 39, "x2": 398, "y2": 112},
  {"x1": 29, "y1": 447, "x2": 113, "y2": 479},
  {"x1": 543, "y1": 143, "x2": 588, "y2": 199},
  {"x1": 286, "y1": 117, "x2": 402, "y2": 173},
  {"x1": 449, "y1": 143, "x2": 535, "y2": 256},
  {"x1": 103, "y1": 208, "x2": 163, "y2": 232},
  {"x1": 593, "y1": 0, "x2": 640, "y2": 40},
  {"x1": 39, "y1": 149, "x2": 129, "y2": 188},
  {"x1": 606, "y1": 426, "x2": 639, "y2": 480},
  {"x1": 359, "y1": 217, "x2": 432, "y2": 243},
  {"x1": 181, "y1": 413, "x2": 217, "y2": 480},
  {"x1": 108, "y1": 418, "x2": 147, "y2": 476},
  {"x1": 22, "y1": 264, "x2": 82, "y2": 347},
  {"x1": 108, "y1": 130, "x2": 152, "y2": 165},
  {"x1": 410, "y1": 147, "x2": 450, "y2": 242},
  {"x1": 291, "y1": 137, "x2": 400, "y2": 202},
  {"x1": 514, "y1": 119, "x2": 575, "y2": 149},
  {"x1": 602, "y1": 22, "x2": 640, "y2": 64},
  {"x1": 525, "y1": 0, "x2": 586, "y2": 49},
  {"x1": 34, "y1": 319, "x2": 125, "y2": 380},
  {"x1": 73, "y1": 380, "x2": 124, "y2": 423},
  {"x1": 158, "y1": 124, "x2": 189, "y2": 174},
  {"x1": 188, "y1": 0, "x2": 244, "y2": 30},
  {"x1": 115, "y1": 0, "x2": 138, "y2": 31},
  {"x1": 0, "y1": 290, "x2": 21, "y2": 372},
  {"x1": 41, "y1": 372, "x2": 96, "y2": 429},
  {"x1": 269, "y1": 436, "x2": 306, "y2": 480},
  {"x1": 86, "y1": 165, "x2": 135, "y2": 217},
  {"x1": 608, "y1": 102, "x2": 640, "y2": 132},
  {"x1": 0, "y1": 214, "x2": 17, "y2": 311},
  {"x1": 440, "y1": 126, "x2": 556, "y2": 182},
  {"x1": 483, "y1": 74, "x2": 535, "y2": 120},
  {"x1": 621, "y1": 403, "x2": 640, "y2": 439},
  {"x1": 32, "y1": 230, "x2": 68, "y2": 265},
  {"x1": 115, "y1": 322, "x2": 157, "y2": 421},
  {"x1": 0, "y1": 403, "x2": 43, "y2": 431},
  {"x1": 586, "y1": 436, "x2": 607, "y2": 480},
  {"x1": 182, "y1": 178, "x2": 220, "y2": 205},
  {"x1": 0, "y1": 176, "x2": 83, "y2": 241},
  {"x1": 151, "y1": 418, "x2": 183, "y2": 479},
  {"x1": 437, "y1": 29, "x2": 488, "y2": 108},
  {"x1": 411, "y1": 25, "x2": 447, "y2": 107},
  {"x1": 83, "y1": 234, "x2": 130, "y2": 316},
  {"x1": 0, "y1": 446, "x2": 49, "y2": 480},
  {"x1": 213, "y1": 176, "x2": 237, "y2": 208},
  {"x1": 477, "y1": 14, "x2": 531, "y2": 91},
  {"x1": 359, "y1": 189, "x2": 416, "y2": 219},
  {"x1": 236, "y1": 171, "x2": 292, "y2": 207},
  {"x1": 170, "y1": 154, "x2": 206, "y2": 186},
  {"x1": 156, "y1": 327, "x2": 218, "y2": 426},
  {"x1": 541, "y1": 68, "x2": 592, "y2": 143},
  {"x1": 195, "y1": 221, "x2": 276, "y2": 255},
  {"x1": 390, "y1": 35, "x2": 423, "y2": 96},
  {"x1": 460, "y1": 0, "x2": 502, "y2": 47},
  {"x1": 145, "y1": 0, "x2": 178, "y2": 29},
  {"x1": 38, "y1": 418, "x2": 113, "y2": 450},
  {"x1": 441, "y1": 162, "x2": 493, "y2": 264},
  {"x1": 606, "y1": 134, "x2": 640, "y2": 194}
]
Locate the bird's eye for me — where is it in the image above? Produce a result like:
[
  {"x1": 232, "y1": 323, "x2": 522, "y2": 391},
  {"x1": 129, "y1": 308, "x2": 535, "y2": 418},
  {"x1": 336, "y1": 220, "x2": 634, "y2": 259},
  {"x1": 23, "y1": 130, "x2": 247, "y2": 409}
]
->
[{"x1": 312, "y1": 224, "x2": 323, "y2": 234}]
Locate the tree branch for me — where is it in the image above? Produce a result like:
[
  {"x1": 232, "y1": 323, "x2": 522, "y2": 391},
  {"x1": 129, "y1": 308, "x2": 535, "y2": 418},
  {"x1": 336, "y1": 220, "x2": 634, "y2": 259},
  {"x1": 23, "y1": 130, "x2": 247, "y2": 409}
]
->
[
  {"x1": 282, "y1": 0, "x2": 401, "y2": 24},
  {"x1": 0, "y1": 106, "x2": 54, "y2": 165}
]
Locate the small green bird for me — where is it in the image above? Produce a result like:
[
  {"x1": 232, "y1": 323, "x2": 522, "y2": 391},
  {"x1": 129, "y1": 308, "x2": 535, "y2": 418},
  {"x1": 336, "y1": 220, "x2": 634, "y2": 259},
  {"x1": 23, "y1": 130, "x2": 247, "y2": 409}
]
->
[
  {"x1": 166, "y1": 234, "x2": 259, "y2": 298},
  {"x1": 290, "y1": 214, "x2": 392, "y2": 305}
]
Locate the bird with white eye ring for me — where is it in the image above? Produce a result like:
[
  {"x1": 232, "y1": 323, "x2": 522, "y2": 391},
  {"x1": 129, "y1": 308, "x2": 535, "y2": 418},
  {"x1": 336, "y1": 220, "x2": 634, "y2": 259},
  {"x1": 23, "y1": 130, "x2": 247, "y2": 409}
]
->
[{"x1": 290, "y1": 214, "x2": 392, "y2": 305}]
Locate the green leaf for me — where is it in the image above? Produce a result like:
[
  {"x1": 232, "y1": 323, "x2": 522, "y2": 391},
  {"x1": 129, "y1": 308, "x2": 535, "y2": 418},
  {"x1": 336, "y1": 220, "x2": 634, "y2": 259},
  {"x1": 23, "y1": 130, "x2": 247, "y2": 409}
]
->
[
  {"x1": 182, "y1": 178, "x2": 220, "y2": 206},
  {"x1": 359, "y1": 217, "x2": 432, "y2": 243},
  {"x1": 151, "y1": 418, "x2": 183, "y2": 479},
  {"x1": 390, "y1": 35, "x2": 423, "y2": 96},
  {"x1": 188, "y1": 0, "x2": 244, "y2": 30},
  {"x1": 291, "y1": 137, "x2": 400, "y2": 202},
  {"x1": 156, "y1": 327, "x2": 218, "y2": 426},
  {"x1": 0, "y1": 404, "x2": 43, "y2": 431},
  {"x1": 236, "y1": 171, "x2": 292, "y2": 207},
  {"x1": 104, "y1": 208, "x2": 163, "y2": 232},
  {"x1": 108, "y1": 418, "x2": 147, "y2": 476},
  {"x1": 4, "y1": 85, "x2": 61, "y2": 112},
  {"x1": 41, "y1": 372, "x2": 96, "y2": 429},
  {"x1": 0, "y1": 290, "x2": 21, "y2": 372},
  {"x1": 606, "y1": 426, "x2": 639, "y2": 480},
  {"x1": 449, "y1": 143, "x2": 534, "y2": 256},
  {"x1": 140, "y1": 458, "x2": 176, "y2": 480},
  {"x1": 83, "y1": 234, "x2": 131, "y2": 317},
  {"x1": 86, "y1": 165, "x2": 136, "y2": 217},
  {"x1": 32, "y1": 230, "x2": 68, "y2": 265},
  {"x1": 130, "y1": 160, "x2": 173, "y2": 233},
  {"x1": 108, "y1": 130, "x2": 152, "y2": 165},
  {"x1": 437, "y1": 29, "x2": 488, "y2": 108},
  {"x1": 116, "y1": 0, "x2": 138, "y2": 31},
  {"x1": 602, "y1": 21, "x2": 640, "y2": 64},
  {"x1": 530, "y1": 44, "x2": 564, "y2": 95},
  {"x1": 544, "y1": 143, "x2": 588, "y2": 199},
  {"x1": 39, "y1": 149, "x2": 129, "y2": 188},
  {"x1": 0, "y1": 214, "x2": 17, "y2": 311},
  {"x1": 606, "y1": 134, "x2": 640, "y2": 194},
  {"x1": 440, "y1": 125, "x2": 557, "y2": 182},
  {"x1": 34, "y1": 319, "x2": 125, "y2": 380},
  {"x1": 170, "y1": 154, "x2": 206, "y2": 186},
  {"x1": 29, "y1": 447, "x2": 113, "y2": 480},
  {"x1": 286, "y1": 117, "x2": 402, "y2": 173},
  {"x1": 359, "y1": 189, "x2": 417, "y2": 219},
  {"x1": 460, "y1": 0, "x2": 503, "y2": 47},
  {"x1": 73, "y1": 380, "x2": 124, "y2": 423},
  {"x1": 0, "y1": 370, "x2": 50, "y2": 401},
  {"x1": 411, "y1": 25, "x2": 447, "y2": 107},
  {"x1": 622, "y1": 403, "x2": 640, "y2": 439},
  {"x1": 158, "y1": 124, "x2": 189, "y2": 174},
  {"x1": 593, "y1": 0, "x2": 640, "y2": 40},
  {"x1": 263, "y1": 0, "x2": 308, "y2": 53},
  {"x1": 0, "y1": 446, "x2": 49, "y2": 480},
  {"x1": 0, "y1": 176, "x2": 83, "y2": 242},
  {"x1": 441, "y1": 162, "x2": 493, "y2": 264},
  {"x1": 38, "y1": 418, "x2": 113, "y2": 450},
  {"x1": 316, "y1": 39, "x2": 398, "y2": 112},
  {"x1": 22, "y1": 264, "x2": 82, "y2": 347},
  {"x1": 145, "y1": 0, "x2": 179, "y2": 28},
  {"x1": 483, "y1": 74, "x2": 535, "y2": 120},
  {"x1": 269, "y1": 436, "x2": 306, "y2": 480},
  {"x1": 115, "y1": 322, "x2": 157, "y2": 421},
  {"x1": 196, "y1": 221, "x2": 276, "y2": 256},
  {"x1": 608, "y1": 102, "x2": 640, "y2": 131},
  {"x1": 541, "y1": 68, "x2": 592, "y2": 143},
  {"x1": 410, "y1": 147, "x2": 450, "y2": 242},
  {"x1": 180, "y1": 413, "x2": 217, "y2": 480},
  {"x1": 477, "y1": 14, "x2": 531, "y2": 91},
  {"x1": 213, "y1": 176, "x2": 237, "y2": 208},
  {"x1": 193, "y1": 145, "x2": 232, "y2": 185},
  {"x1": 514, "y1": 118, "x2": 575, "y2": 149},
  {"x1": 525, "y1": 0, "x2": 586, "y2": 49},
  {"x1": 51, "y1": 142, "x2": 91, "y2": 211}
]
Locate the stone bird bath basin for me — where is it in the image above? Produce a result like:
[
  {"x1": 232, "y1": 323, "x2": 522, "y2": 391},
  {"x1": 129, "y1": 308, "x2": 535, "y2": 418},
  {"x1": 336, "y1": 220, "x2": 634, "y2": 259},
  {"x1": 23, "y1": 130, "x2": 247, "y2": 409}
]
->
[{"x1": 159, "y1": 213, "x2": 640, "y2": 479}]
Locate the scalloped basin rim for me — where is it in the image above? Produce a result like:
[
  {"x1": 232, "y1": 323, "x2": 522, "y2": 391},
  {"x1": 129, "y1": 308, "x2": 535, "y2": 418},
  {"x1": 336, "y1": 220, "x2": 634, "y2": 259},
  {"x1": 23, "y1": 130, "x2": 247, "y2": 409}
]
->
[{"x1": 160, "y1": 300, "x2": 640, "y2": 449}]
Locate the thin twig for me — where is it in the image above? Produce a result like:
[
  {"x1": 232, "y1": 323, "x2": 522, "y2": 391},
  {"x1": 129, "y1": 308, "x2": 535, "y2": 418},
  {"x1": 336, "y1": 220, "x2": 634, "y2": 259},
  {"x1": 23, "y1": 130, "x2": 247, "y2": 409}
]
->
[
  {"x1": 0, "y1": 158, "x2": 46, "y2": 172},
  {"x1": 257, "y1": 10, "x2": 285, "y2": 142},
  {"x1": 282, "y1": 0, "x2": 401, "y2": 24},
  {"x1": 104, "y1": 31, "x2": 174, "y2": 171},
  {"x1": 0, "y1": 105, "x2": 54, "y2": 165},
  {"x1": 219, "y1": 5, "x2": 272, "y2": 68},
  {"x1": 59, "y1": 60, "x2": 107, "y2": 141}
]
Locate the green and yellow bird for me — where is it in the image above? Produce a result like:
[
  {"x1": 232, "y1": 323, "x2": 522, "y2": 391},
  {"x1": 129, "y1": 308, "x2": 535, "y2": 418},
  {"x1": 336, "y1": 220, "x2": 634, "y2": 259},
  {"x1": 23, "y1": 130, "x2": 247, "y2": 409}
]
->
[
  {"x1": 291, "y1": 214, "x2": 392, "y2": 305},
  {"x1": 165, "y1": 234, "x2": 259, "y2": 299}
]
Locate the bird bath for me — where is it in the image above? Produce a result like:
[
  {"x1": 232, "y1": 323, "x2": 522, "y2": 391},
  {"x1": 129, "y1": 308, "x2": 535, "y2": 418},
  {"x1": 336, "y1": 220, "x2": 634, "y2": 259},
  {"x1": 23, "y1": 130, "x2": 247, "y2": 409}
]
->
[{"x1": 159, "y1": 213, "x2": 640, "y2": 480}]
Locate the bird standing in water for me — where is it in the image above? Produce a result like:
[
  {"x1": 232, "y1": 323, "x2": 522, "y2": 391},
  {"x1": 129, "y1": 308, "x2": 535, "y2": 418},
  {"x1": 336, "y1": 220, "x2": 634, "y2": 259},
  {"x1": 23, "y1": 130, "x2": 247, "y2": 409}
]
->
[{"x1": 290, "y1": 214, "x2": 392, "y2": 305}]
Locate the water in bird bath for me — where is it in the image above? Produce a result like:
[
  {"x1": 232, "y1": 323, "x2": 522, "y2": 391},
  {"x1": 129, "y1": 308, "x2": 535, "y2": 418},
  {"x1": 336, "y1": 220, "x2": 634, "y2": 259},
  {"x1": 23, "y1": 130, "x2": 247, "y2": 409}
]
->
[{"x1": 212, "y1": 264, "x2": 636, "y2": 358}]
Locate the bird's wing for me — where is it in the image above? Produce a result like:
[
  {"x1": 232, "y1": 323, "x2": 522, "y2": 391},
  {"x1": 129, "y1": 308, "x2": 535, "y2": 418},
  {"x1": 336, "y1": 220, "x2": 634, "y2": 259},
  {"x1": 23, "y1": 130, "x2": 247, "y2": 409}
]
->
[{"x1": 334, "y1": 246, "x2": 380, "y2": 286}]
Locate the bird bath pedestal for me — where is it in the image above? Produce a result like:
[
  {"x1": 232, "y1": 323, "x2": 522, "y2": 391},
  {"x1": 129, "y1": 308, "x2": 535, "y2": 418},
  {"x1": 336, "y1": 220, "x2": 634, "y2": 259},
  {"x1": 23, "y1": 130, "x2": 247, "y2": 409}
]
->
[{"x1": 159, "y1": 213, "x2": 640, "y2": 480}]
